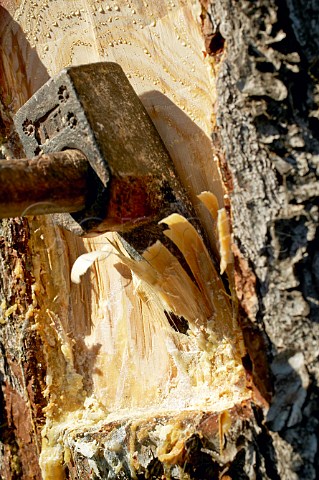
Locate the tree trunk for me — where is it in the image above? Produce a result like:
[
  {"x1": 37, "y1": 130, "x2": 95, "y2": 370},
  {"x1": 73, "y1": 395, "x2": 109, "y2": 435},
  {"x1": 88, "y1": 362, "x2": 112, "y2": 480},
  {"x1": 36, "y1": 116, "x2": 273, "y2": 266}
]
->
[{"x1": 1, "y1": 1, "x2": 318, "y2": 479}]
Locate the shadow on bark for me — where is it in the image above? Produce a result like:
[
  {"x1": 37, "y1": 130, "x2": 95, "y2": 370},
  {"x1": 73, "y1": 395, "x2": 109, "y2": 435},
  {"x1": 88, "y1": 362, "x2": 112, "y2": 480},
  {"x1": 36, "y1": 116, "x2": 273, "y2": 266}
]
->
[{"x1": 201, "y1": 0, "x2": 319, "y2": 477}]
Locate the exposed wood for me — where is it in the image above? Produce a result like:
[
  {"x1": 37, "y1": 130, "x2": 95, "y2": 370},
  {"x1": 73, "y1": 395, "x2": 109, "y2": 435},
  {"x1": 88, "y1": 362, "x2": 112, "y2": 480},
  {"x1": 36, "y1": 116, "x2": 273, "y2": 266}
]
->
[
  {"x1": 0, "y1": 2, "x2": 251, "y2": 479},
  {"x1": 1, "y1": 0, "x2": 318, "y2": 479}
]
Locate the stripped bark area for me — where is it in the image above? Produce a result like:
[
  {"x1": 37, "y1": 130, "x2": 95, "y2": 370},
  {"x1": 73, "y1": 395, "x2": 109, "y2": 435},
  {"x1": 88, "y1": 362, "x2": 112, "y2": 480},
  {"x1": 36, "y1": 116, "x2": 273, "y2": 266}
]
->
[{"x1": 1, "y1": 0, "x2": 319, "y2": 479}]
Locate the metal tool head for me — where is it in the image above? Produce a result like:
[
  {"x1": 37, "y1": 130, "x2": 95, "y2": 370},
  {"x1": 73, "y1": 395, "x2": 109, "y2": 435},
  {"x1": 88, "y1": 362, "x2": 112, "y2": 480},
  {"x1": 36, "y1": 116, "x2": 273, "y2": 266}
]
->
[{"x1": 14, "y1": 62, "x2": 192, "y2": 238}]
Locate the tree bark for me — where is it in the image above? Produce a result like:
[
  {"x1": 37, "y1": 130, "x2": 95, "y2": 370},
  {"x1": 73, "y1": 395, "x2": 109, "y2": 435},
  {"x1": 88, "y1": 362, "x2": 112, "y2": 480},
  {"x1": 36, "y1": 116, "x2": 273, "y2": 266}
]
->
[
  {"x1": 201, "y1": 1, "x2": 319, "y2": 478},
  {"x1": 0, "y1": 1, "x2": 318, "y2": 479}
]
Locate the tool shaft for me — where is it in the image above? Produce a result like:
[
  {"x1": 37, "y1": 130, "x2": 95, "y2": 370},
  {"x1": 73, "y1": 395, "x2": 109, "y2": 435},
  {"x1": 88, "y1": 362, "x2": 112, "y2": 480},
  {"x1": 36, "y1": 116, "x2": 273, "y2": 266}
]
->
[{"x1": 0, "y1": 149, "x2": 88, "y2": 218}]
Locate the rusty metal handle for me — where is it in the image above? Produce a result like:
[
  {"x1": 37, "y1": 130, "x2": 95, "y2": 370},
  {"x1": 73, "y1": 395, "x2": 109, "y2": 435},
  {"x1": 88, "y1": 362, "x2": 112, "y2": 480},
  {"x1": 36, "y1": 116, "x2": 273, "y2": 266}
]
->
[{"x1": 0, "y1": 149, "x2": 89, "y2": 218}]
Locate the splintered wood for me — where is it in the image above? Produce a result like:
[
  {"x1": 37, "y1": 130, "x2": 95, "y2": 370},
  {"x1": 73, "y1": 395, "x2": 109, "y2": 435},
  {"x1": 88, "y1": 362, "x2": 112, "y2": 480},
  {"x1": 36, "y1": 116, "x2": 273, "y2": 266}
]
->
[{"x1": 1, "y1": 1, "x2": 252, "y2": 478}]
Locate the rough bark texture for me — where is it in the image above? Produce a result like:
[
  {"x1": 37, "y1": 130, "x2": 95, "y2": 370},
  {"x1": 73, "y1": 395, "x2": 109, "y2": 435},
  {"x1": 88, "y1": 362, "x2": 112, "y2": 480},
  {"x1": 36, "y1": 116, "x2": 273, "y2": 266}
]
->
[
  {"x1": 0, "y1": 218, "x2": 46, "y2": 479},
  {"x1": 201, "y1": 0, "x2": 319, "y2": 478},
  {"x1": 0, "y1": 0, "x2": 319, "y2": 479}
]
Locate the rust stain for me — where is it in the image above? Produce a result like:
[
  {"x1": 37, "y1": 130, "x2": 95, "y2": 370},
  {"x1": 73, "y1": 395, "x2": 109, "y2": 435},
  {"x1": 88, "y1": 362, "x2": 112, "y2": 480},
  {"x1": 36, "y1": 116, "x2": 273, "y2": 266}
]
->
[{"x1": 106, "y1": 175, "x2": 164, "y2": 231}]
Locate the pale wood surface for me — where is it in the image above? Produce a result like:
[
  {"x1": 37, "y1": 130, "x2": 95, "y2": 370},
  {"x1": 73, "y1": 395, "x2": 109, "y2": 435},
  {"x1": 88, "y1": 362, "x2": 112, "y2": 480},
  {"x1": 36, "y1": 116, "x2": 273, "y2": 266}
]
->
[{"x1": 0, "y1": 2, "x2": 250, "y2": 478}]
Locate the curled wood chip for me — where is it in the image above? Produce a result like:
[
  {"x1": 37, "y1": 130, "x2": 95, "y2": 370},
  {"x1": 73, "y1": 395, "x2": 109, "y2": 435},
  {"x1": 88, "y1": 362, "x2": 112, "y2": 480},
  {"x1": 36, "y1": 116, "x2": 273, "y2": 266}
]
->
[
  {"x1": 198, "y1": 191, "x2": 233, "y2": 275},
  {"x1": 217, "y1": 208, "x2": 233, "y2": 274},
  {"x1": 198, "y1": 190, "x2": 219, "y2": 222},
  {"x1": 159, "y1": 213, "x2": 232, "y2": 331},
  {"x1": 71, "y1": 249, "x2": 111, "y2": 284}
]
